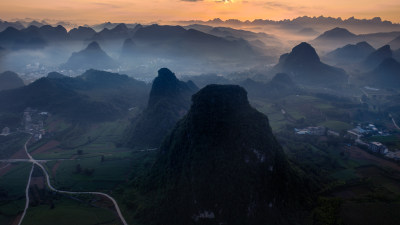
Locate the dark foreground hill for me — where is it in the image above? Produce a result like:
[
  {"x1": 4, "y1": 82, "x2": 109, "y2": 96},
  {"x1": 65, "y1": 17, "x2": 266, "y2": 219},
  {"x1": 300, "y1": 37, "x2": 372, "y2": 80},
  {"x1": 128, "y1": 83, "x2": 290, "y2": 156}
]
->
[
  {"x1": 274, "y1": 42, "x2": 348, "y2": 87},
  {"x1": 125, "y1": 68, "x2": 198, "y2": 148},
  {"x1": 0, "y1": 70, "x2": 149, "y2": 122},
  {"x1": 130, "y1": 84, "x2": 310, "y2": 225},
  {"x1": 0, "y1": 71, "x2": 24, "y2": 91}
]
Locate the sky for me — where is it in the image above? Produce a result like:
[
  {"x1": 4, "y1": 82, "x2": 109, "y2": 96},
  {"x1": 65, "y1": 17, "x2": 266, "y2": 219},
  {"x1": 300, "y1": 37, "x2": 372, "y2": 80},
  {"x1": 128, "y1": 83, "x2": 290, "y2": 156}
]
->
[{"x1": 0, "y1": 0, "x2": 399, "y2": 24}]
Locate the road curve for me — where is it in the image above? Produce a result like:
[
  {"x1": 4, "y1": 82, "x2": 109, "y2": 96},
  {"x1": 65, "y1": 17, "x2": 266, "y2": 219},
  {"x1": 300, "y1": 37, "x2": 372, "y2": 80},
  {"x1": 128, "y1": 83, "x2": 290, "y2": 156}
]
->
[
  {"x1": 33, "y1": 162, "x2": 128, "y2": 225},
  {"x1": 21, "y1": 136, "x2": 128, "y2": 225},
  {"x1": 392, "y1": 117, "x2": 400, "y2": 130},
  {"x1": 389, "y1": 114, "x2": 400, "y2": 130},
  {"x1": 0, "y1": 163, "x2": 10, "y2": 170}
]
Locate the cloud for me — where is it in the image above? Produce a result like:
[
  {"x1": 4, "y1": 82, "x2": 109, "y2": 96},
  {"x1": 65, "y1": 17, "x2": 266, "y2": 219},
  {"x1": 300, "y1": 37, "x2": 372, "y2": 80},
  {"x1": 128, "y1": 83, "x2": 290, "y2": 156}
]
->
[
  {"x1": 247, "y1": 1, "x2": 305, "y2": 12},
  {"x1": 214, "y1": 0, "x2": 233, "y2": 3},
  {"x1": 181, "y1": 0, "x2": 203, "y2": 2},
  {"x1": 262, "y1": 1, "x2": 295, "y2": 10},
  {"x1": 92, "y1": 2, "x2": 122, "y2": 8}
]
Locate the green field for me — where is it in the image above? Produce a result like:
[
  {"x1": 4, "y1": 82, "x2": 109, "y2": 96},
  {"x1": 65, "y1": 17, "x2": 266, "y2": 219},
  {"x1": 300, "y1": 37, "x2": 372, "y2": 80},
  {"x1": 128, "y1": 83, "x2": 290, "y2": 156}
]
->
[
  {"x1": 340, "y1": 202, "x2": 400, "y2": 225},
  {"x1": 30, "y1": 120, "x2": 132, "y2": 160},
  {"x1": 251, "y1": 93, "x2": 361, "y2": 133},
  {"x1": 22, "y1": 196, "x2": 121, "y2": 225},
  {"x1": 0, "y1": 133, "x2": 29, "y2": 159},
  {"x1": 52, "y1": 155, "x2": 134, "y2": 191},
  {"x1": 366, "y1": 135, "x2": 400, "y2": 150},
  {"x1": 319, "y1": 120, "x2": 352, "y2": 132}
]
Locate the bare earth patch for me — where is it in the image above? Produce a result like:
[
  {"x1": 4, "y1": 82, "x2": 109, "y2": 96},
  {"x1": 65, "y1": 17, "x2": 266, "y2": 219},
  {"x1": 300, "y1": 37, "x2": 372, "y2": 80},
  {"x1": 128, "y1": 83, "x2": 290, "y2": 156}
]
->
[
  {"x1": 0, "y1": 164, "x2": 15, "y2": 177},
  {"x1": 349, "y1": 147, "x2": 400, "y2": 171},
  {"x1": 10, "y1": 148, "x2": 28, "y2": 159},
  {"x1": 11, "y1": 214, "x2": 22, "y2": 225},
  {"x1": 30, "y1": 176, "x2": 45, "y2": 189},
  {"x1": 31, "y1": 140, "x2": 60, "y2": 155}
]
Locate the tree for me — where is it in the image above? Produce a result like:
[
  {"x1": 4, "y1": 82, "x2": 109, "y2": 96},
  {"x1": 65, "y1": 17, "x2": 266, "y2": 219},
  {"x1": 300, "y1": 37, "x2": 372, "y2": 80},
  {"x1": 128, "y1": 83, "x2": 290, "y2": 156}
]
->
[
  {"x1": 75, "y1": 164, "x2": 82, "y2": 173},
  {"x1": 84, "y1": 168, "x2": 94, "y2": 176}
]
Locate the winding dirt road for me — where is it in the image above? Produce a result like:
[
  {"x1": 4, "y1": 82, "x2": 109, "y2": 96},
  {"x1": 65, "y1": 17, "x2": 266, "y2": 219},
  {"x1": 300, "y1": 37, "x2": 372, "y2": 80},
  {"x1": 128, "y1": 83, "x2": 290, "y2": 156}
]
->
[{"x1": 17, "y1": 136, "x2": 128, "y2": 225}]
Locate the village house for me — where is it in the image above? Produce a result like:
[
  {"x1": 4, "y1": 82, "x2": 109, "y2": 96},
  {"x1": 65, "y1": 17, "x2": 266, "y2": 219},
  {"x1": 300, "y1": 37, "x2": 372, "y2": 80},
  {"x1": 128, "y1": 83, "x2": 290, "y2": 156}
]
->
[
  {"x1": 1, "y1": 127, "x2": 10, "y2": 136},
  {"x1": 295, "y1": 126, "x2": 326, "y2": 136},
  {"x1": 347, "y1": 130, "x2": 362, "y2": 140},
  {"x1": 368, "y1": 142, "x2": 388, "y2": 154},
  {"x1": 327, "y1": 130, "x2": 340, "y2": 137}
]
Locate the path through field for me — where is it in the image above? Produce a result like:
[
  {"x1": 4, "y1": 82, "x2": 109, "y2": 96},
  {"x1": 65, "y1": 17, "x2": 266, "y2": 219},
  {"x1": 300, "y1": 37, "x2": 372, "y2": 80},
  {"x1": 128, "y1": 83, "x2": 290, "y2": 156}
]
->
[{"x1": 16, "y1": 136, "x2": 129, "y2": 225}]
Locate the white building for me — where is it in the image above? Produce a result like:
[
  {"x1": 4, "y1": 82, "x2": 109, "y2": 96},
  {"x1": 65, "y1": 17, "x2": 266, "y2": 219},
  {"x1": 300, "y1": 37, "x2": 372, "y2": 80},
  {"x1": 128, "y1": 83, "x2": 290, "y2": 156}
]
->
[{"x1": 1, "y1": 127, "x2": 10, "y2": 136}]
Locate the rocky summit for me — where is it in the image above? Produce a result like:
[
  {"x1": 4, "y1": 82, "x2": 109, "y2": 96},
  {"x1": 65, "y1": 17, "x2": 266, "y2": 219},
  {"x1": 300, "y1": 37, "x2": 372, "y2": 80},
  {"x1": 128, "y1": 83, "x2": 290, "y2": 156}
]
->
[{"x1": 125, "y1": 68, "x2": 198, "y2": 148}]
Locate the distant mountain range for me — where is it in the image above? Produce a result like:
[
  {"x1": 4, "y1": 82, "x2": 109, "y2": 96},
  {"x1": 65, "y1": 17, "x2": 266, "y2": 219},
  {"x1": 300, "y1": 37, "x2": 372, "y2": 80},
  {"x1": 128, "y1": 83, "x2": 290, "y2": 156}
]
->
[
  {"x1": 131, "y1": 84, "x2": 310, "y2": 225},
  {"x1": 179, "y1": 16, "x2": 400, "y2": 30},
  {"x1": 312, "y1": 27, "x2": 400, "y2": 50},
  {"x1": 0, "y1": 22, "x2": 266, "y2": 66},
  {"x1": 0, "y1": 20, "x2": 25, "y2": 32},
  {"x1": 0, "y1": 19, "x2": 79, "y2": 32},
  {"x1": 0, "y1": 71, "x2": 24, "y2": 91},
  {"x1": 185, "y1": 24, "x2": 280, "y2": 45},
  {"x1": 91, "y1": 22, "x2": 140, "y2": 32},
  {"x1": 91, "y1": 23, "x2": 141, "y2": 41},
  {"x1": 124, "y1": 68, "x2": 198, "y2": 148},
  {"x1": 273, "y1": 42, "x2": 348, "y2": 87},
  {"x1": 3, "y1": 16, "x2": 400, "y2": 33},
  {"x1": 0, "y1": 27, "x2": 47, "y2": 50},
  {"x1": 68, "y1": 26, "x2": 96, "y2": 41},
  {"x1": 0, "y1": 69, "x2": 149, "y2": 122},
  {"x1": 0, "y1": 25, "x2": 69, "y2": 50}
]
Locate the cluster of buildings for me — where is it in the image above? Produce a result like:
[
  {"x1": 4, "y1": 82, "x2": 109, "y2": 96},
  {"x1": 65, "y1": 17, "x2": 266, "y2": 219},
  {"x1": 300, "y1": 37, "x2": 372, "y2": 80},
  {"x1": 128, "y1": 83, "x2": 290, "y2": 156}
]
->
[
  {"x1": 346, "y1": 124, "x2": 398, "y2": 157},
  {"x1": 21, "y1": 108, "x2": 48, "y2": 141},
  {"x1": 346, "y1": 124, "x2": 389, "y2": 140},
  {"x1": 294, "y1": 126, "x2": 341, "y2": 137},
  {"x1": 295, "y1": 123, "x2": 398, "y2": 159}
]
